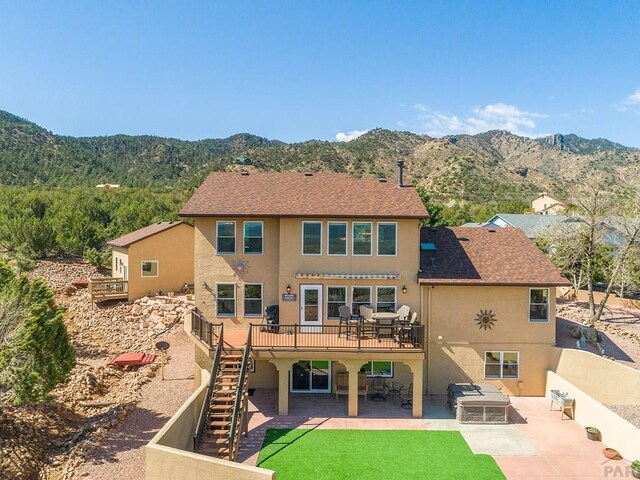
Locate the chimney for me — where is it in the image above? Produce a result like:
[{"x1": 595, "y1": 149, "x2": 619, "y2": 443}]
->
[{"x1": 397, "y1": 160, "x2": 404, "y2": 187}]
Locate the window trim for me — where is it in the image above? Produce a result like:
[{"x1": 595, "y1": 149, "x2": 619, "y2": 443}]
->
[
  {"x1": 375, "y1": 285, "x2": 397, "y2": 313},
  {"x1": 215, "y1": 282, "x2": 236, "y2": 317},
  {"x1": 529, "y1": 287, "x2": 550, "y2": 323},
  {"x1": 360, "y1": 361, "x2": 394, "y2": 378},
  {"x1": 327, "y1": 221, "x2": 348, "y2": 256},
  {"x1": 140, "y1": 260, "x2": 159, "y2": 278},
  {"x1": 484, "y1": 351, "x2": 519, "y2": 379},
  {"x1": 243, "y1": 282, "x2": 263, "y2": 317},
  {"x1": 216, "y1": 220, "x2": 236, "y2": 255},
  {"x1": 326, "y1": 285, "x2": 347, "y2": 320},
  {"x1": 352, "y1": 221, "x2": 373, "y2": 256},
  {"x1": 376, "y1": 222, "x2": 398, "y2": 256},
  {"x1": 301, "y1": 221, "x2": 323, "y2": 256},
  {"x1": 243, "y1": 220, "x2": 264, "y2": 255}
]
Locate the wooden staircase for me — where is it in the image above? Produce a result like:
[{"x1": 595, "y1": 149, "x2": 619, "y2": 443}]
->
[{"x1": 198, "y1": 348, "x2": 250, "y2": 460}]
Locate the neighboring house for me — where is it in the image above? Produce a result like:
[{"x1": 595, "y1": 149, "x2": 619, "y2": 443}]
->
[
  {"x1": 107, "y1": 221, "x2": 194, "y2": 300},
  {"x1": 179, "y1": 167, "x2": 569, "y2": 423},
  {"x1": 475, "y1": 213, "x2": 570, "y2": 239},
  {"x1": 532, "y1": 192, "x2": 565, "y2": 215},
  {"x1": 418, "y1": 227, "x2": 569, "y2": 395}
]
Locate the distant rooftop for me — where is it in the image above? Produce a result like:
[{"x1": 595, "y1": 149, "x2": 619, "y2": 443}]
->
[
  {"x1": 108, "y1": 221, "x2": 191, "y2": 248},
  {"x1": 418, "y1": 227, "x2": 569, "y2": 286},
  {"x1": 179, "y1": 172, "x2": 428, "y2": 218},
  {"x1": 483, "y1": 213, "x2": 569, "y2": 239}
]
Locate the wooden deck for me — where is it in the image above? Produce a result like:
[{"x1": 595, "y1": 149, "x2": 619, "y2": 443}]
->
[
  {"x1": 88, "y1": 278, "x2": 129, "y2": 302},
  {"x1": 223, "y1": 325, "x2": 424, "y2": 352}
]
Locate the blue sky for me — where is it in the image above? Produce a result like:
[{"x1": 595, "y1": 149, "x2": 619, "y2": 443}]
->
[{"x1": 1, "y1": 1, "x2": 639, "y2": 145}]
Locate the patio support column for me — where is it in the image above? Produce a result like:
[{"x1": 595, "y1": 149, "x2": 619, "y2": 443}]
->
[
  {"x1": 343, "y1": 360, "x2": 364, "y2": 417},
  {"x1": 269, "y1": 359, "x2": 293, "y2": 416},
  {"x1": 407, "y1": 360, "x2": 424, "y2": 418}
]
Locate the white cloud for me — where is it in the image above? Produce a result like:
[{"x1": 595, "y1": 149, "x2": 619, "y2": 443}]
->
[
  {"x1": 418, "y1": 102, "x2": 549, "y2": 137},
  {"x1": 335, "y1": 129, "x2": 368, "y2": 142},
  {"x1": 626, "y1": 89, "x2": 640, "y2": 105}
]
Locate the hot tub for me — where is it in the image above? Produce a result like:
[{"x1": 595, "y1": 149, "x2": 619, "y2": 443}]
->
[{"x1": 447, "y1": 383, "x2": 510, "y2": 424}]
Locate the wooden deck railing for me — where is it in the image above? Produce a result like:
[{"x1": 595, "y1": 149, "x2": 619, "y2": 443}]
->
[
  {"x1": 88, "y1": 278, "x2": 129, "y2": 302},
  {"x1": 250, "y1": 324, "x2": 425, "y2": 352}
]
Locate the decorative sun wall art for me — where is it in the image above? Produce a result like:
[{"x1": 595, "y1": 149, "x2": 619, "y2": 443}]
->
[
  {"x1": 232, "y1": 258, "x2": 249, "y2": 276},
  {"x1": 475, "y1": 309, "x2": 497, "y2": 330}
]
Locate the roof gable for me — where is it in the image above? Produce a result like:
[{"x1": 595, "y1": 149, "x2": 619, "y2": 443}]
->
[
  {"x1": 179, "y1": 172, "x2": 428, "y2": 218},
  {"x1": 108, "y1": 221, "x2": 191, "y2": 248}
]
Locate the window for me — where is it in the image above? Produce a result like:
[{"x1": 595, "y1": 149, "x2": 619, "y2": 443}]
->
[
  {"x1": 244, "y1": 283, "x2": 263, "y2": 317},
  {"x1": 485, "y1": 351, "x2": 519, "y2": 379},
  {"x1": 351, "y1": 286, "x2": 372, "y2": 315},
  {"x1": 244, "y1": 221, "x2": 263, "y2": 255},
  {"x1": 529, "y1": 288, "x2": 549, "y2": 322},
  {"x1": 376, "y1": 286, "x2": 397, "y2": 312},
  {"x1": 217, "y1": 221, "x2": 236, "y2": 254},
  {"x1": 302, "y1": 221, "x2": 322, "y2": 255},
  {"x1": 328, "y1": 222, "x2": 347, "y2": 255},
  {"x1": 141, "y1": 260, "x2": 158, "y2": 277},
  {"x1": 216, "y1": 283, "x2": 236, "y2": 316},
  {"x1": 353, "y1": 222, "x2": 372, "y2": 255},
  {"x1": 377, "y1": 222, "x2": 397, "y2": 256},
  {"x1": 360, "y1": 361, "x2": 393, "y2": 377},
  {"x1": 327, "y1": 286, "x2": 347, "y2": 319}
]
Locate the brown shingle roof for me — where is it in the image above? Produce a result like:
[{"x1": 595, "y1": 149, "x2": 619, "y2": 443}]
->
[
  {"x1": 179, "y1": 172, "x2": 428, "y2": 218},
  {"x1": 418, "y1": 227, "x2": 570, "y2": 286},
  {"x1": 107, "y1": 221, "x2": 191, "y2": 248}
]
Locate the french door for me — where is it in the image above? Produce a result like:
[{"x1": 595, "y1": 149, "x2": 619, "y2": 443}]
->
[
  {"x1": 300, "y1": 285, "x2": 322, "y2": 332},
  {"x1": 290, "y1": 360, "x2": 332, "y2": 393}
]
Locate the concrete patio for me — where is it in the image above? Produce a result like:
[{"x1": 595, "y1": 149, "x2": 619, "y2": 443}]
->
[{"x1": 238, "y1": 390, "x2": 635, "y2": 479}]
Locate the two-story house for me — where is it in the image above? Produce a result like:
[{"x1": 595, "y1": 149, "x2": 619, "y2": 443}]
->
[{"x1": 180, "y1": 167, "x2": 429, "y2": 420}]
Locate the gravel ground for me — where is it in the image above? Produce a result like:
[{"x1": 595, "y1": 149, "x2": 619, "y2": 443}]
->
[
  {"x1": 74, "y1": 326, "x2": 194, "y2": 480},
  {"x1": 606, "y1": 404, "x2": 640, "y2": 429}
]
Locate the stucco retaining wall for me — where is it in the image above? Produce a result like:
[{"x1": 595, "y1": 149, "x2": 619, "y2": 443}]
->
[
  {"x1": 546, "y1": 370, "x2": 640, "y2": 460},
  {"x1": 145, "y1": 380, "x2": 274, "y2": 480}
]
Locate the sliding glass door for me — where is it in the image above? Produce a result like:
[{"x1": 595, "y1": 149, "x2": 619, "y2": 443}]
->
[{"x1": 290, "y1": 360, "x2": 331, "y2": 393}]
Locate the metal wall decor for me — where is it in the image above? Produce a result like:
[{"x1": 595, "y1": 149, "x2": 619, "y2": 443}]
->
[
  {"x1": 475, "y1": 309, "x2": 497, "y2": 330},
  {"x1": 232, "y1": 258, "x2": 249, "y2": 276}
]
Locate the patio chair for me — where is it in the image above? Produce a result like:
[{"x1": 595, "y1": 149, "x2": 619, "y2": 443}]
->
[
  {"x1": 396, "y1": 304, "x2": 411, "y2": 323},
  {"x1": 370, "y1": 377, "x2": 388, "y2": 400},
  {"x1": 338, "y1": 305, "x2": 359, "y2": 338},
  {"x1": 359, "y1": 305, "x2": 375, "y2": 337},
  {"x1": 400, "y1": 383, "x2": 413, "y2": 409},
  {"x1": 334, "y1": 371, "x2": 368, "y2": 403},
  {"x1": 396, "y1": 312, "x2": 419, "y2": 346}
]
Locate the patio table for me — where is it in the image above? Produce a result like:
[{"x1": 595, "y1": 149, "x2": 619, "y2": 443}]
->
[
  {"x1": 371, "y1": 312, "x2": 399, "y2": 342},
  {"x1": 386, "y1": 381, "x2": 403, "y2": 401}
]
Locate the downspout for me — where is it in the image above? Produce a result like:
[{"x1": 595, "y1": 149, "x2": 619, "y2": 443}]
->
[{"x1": 425, "y1": 284, "x2": 432, "y2": 394}]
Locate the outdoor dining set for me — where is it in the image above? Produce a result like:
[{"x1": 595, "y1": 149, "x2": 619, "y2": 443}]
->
[{"x1": 337, "y1": 304, "x2": 419, "y2": 345}]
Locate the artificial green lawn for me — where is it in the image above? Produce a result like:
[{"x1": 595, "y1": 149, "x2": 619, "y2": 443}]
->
[{"x1": 257, "y1": 429, "x2": 506, "y2": 480}]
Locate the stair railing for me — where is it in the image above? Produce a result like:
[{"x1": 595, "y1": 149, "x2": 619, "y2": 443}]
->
[
  {"x1": 193, "y1": 323, "x2": 224, "y2": 452},
  {"x1": 228, "y1": 328, "x2": 252, "y2": 461}
]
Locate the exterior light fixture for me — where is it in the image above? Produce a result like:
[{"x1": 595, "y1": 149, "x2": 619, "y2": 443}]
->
[
  {"x1": 402, "y1": 285, "x2": 407, "y2": 294},
  {"x1": 286, "y1": 284, "x2": 291, "y2": 294},
  {"x1": 202, "y1": 281, "x2": 208, "y2": 289}
]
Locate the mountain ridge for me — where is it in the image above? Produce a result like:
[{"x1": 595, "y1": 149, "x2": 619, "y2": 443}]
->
[{"x1": 1, "y1": 110, "x2": 638, "y2": 203}]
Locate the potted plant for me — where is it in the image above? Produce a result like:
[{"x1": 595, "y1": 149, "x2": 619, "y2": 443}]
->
[
  {"x1": 631, "y1": 460, "x2": 640, "y2": 479},
  {"x1": 585, "y1": 426, "x2": 601, "y2": 441},
  {"x1": 602, "y1": 447, "x2": 621, "y2": 460}
]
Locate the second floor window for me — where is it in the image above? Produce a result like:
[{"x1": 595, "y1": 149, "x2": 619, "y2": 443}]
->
[
  {"x1": 377, "y1": 223, "x2": 397, "y2": 256},
  {"x1": 244, "y1": 283, "x2": 263, "y2": 316},
  {"x1": 353, "y1": 222, "x2": 372, "y2": 255},
  {"x1": 327, "y1": 286, "x2": 346, "y2": 319},
  {"x1": 352, "y1": 286, "x2": 372, "y2": 315},
  {"x1": 328, "y1": 222, "x2": 347, "y2": 255},
  {"x1": 244, "y1": 221, "x2": 263, "y2": 255},
  {"x1": 529, "y1": 288, "x2": 549, "y2": 322},
  {"x1": 376, "y1": 286, "x2": 396, "y2": 312},
  {"x1": 217, "y1": 221, "x2": 236, "y2": 254},
  {"x1": 216, "y1": 283, "x2": 236, "y2": 316},
  {"x1": 302, "y1": 221, "x2": 322, "y2": 255}
]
